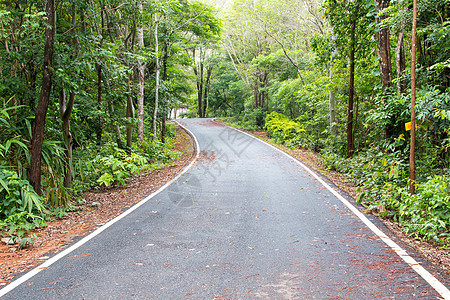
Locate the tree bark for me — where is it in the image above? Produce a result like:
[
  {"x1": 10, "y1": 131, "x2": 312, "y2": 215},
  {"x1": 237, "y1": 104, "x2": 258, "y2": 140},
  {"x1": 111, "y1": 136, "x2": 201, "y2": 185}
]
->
[
  {"x1": 396, "y1": 32, "x2": 406, "y2": 93},
  {"x1": 329, "y1": 33, "x2": 337, "y2": 136},
  {"x1": 126, "y1": 72, "x2": 135, "y2": 154},
  {"x1": 137, "y1": 1, "x2": 145, "y2": 143},
  {"x1": 96, "y1": 4, "x2": 105, "y2": 145},
  {"x1": 376, "y1": 0, "x2": 392, "y2": 90},
  {"x1": 204, "y1": 65, "x2": 213, "y2": 118},
  {"x1": 161, "y1": 42, "x2": 169, "y2": 143},
  {"x1": 199, "y1": 62, "x2": 204, "y2": 117},
  {"x1": 125, "y1": 23, "x2": 136, "y2": 155},
  {"x1": 192, "y1": 49, "x2": 204, "y2": 118},
  {"x1": 153, "y1": 14, "x2": 160, "y2": 141},
  {"x1": 30, "y1": 0, "x2": 55, "y2": 194},
  {"x1": 347, "y1": 20, "x2": 356, "y2": 158},
  {"x1": 409, "y1": 0, "x2": 418, "y2": 195}
]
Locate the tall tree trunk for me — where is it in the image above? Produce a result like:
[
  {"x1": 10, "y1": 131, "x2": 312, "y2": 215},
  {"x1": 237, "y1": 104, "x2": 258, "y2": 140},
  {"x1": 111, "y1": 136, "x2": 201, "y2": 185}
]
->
[
  {"x1": 161, "y1": 42, "x2": 169, "y2": 143},
  {"x1": 96, "y1": 5, "x2": 105, "y2": 145},
  {"x1": 153, "y1": 14, "x2": 160, "y2": 141},
  {"x1": 396, "y1": 32, "x2": 406, "y2": 93},
  {"x1": 347, "y1": 20, "x2": 356, "y2": 158},
  {"x1": 96, "y1": 63, "x2": 103, "y2": 144},
  {"x1": 30, "y1": 0, "x2": 55, "y2": 194},
  {"x1": 199, "y1": 62, "x2": 204, "y2": 117},
  {"x1": 125, "y1": 24, "x2": 136, "y2": 154},
  {"x1": 376, "y1": 0, "x2": 392, "y2": 90},
  {"x1": 204, "y1": 65, "x2": 213, "y2": 118},
  {"x1": 137, "y1": 1, "x2": 145, "y2": 143},
  {"x1": 409, "y1": 0, "x2": 418, "y2": 195},
  {"x1": 329, "y1": 32, "x2": 337, "y2": 137},
  {"x1": 192, "y1": 49, "x2": 204, "y2": 118}
]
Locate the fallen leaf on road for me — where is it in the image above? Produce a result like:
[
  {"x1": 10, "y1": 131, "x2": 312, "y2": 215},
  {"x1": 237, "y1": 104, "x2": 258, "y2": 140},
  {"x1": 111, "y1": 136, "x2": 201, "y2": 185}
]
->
[
  {"x1": 37, "y1": 287, "x2": 55, "y2": 291},
  {"x1": 68, "y1": 253, "x2": 90, "y2": 259},
  {"x1": 182, "y1": 292, "x2": 196, "y2": 298}
]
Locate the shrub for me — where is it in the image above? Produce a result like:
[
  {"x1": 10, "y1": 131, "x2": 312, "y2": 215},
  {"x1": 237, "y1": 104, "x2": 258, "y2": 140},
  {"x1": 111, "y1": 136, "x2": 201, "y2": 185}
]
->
[{"x1": 264, "y1": 112, "x2": 305, "y2": 144}]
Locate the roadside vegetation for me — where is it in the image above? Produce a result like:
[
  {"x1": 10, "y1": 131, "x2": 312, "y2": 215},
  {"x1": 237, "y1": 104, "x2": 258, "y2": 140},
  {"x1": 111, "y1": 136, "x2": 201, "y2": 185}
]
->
[
  {"x1": 209, "y1": 0, "x2": 449, "y2": 247},
  {"x1": 0, "y1": 0, "x2": 220, "y2": 247}
]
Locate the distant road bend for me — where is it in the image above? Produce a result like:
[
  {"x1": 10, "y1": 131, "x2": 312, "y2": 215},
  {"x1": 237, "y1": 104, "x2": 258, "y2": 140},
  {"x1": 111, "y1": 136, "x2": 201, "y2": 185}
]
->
[{"x1": 1, "y1": 118, "x2": 449, "y2": 299}]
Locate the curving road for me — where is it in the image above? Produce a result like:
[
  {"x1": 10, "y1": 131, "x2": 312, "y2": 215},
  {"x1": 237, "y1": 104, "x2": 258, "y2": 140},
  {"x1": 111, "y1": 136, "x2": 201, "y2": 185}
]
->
[{"x1": 1, "y1": 118, "x2": 449, "y2": 299}]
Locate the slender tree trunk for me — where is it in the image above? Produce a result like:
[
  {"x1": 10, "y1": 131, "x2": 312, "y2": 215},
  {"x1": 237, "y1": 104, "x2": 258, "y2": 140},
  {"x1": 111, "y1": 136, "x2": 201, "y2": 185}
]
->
[
  {"x1": 329, "y1": 32, "x2": 337, "y2": 136},
  {"x1": 137, "y1": 1, "x2": 145, "y2": 143},
  {"x1": 59, "y1": 89, "x2": 75, "y2": 189},
  {"x1": 396, "y1": 32, "x2": 406, "y2": 93},
  {"x1": 126, "y1": 72, "x2": 135, "y2": 154},
  {"x1": 199, "y1": 62, "x2": 204, "y2": 117},
  {"x1": 161, "y1": 42, "x2": 169, "y2": 143},
  {"x1": 153, "y1": 14, "x2": 160, "y2": 141},
  {"x1": 96, "y1": 5, "x2": 105, "y2": 145},
  {"x1": 192, "y1": 49, "x2": 204, "y2": 118},
  {"x1": 125, "y1": 24, "x2": 136, "y2": 155},
  {"x1": 30, "y1": 0, "x2": 55, "y2": 194},
  {"x1": 254, "y1": 80, "x2": 259, "y2": 109},
  {"x1": 409, "y1": 0, "x2": 418, "y2": 195},
  {"x1": 204, "y1": 65, "x2": 213, "y2": 118},
  {"x1": 376, "y1": 0, "x2": 392, "y2": 90},
  {"x1": 96, "y1": 64, "x2": 103, "y2": 144},
  {"x1": 347, "y1": 20, "x2": 356, "y2": 158}
]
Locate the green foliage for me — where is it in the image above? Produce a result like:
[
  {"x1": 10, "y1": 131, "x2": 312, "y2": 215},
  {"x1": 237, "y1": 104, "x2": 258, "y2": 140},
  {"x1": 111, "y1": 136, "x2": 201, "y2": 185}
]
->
[
  {"x1": 321, "y1": 135, "x2": 450, "y2": 246},
  {"x1": 239, "y1": 108, "x2": 267, "y2": 130},
  {"x1": 361, "y1": 174, "x2": 450, "y2": 245},
  {"x1": 0, "y1": 212, "x2": 45, "y2": 248},
  {"x1": 0, "y1": 168, "x2": 45, "y2": 217},
  {"x1": 265, "y1": 112, "x2": 305, "y2": 144},
  {"x1": 75, "y1": 136, "x2": 180, "y2": 190}
]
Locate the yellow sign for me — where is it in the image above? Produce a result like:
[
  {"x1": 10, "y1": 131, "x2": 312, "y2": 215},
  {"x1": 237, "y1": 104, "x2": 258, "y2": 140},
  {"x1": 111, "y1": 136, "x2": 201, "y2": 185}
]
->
[
  {"x1": 405, "y1": 122, "x2": 411, "y2": 131},
  {"x1": 405, "y1": 122, "x2": 417, "y2": 131}
]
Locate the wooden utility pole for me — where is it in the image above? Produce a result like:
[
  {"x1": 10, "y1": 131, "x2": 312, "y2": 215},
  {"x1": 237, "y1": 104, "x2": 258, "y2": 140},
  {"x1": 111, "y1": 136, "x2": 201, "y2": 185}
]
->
[{"x1": 409, "y1": 0, "x2": 418, "y2": 195}]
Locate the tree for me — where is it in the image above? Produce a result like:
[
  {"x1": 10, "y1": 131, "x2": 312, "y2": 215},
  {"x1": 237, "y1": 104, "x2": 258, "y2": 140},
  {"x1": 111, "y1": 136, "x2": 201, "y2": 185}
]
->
[
  {"x1": 376, "y1": 0, "x2": 392, "y2": 90},
  {"x1": 30, "y1": 0, "x2": 55, "y2": 194},
  {"x1": 186, "y1": 1, "x2": 221, "y2": 117},
  {"x1": 409, "y1": 0, "x2": 418, "y2": 195},
  {"x1": 137, "y1": 1, "x2": 146, "y2": 143},
  {"x1": 153, "y1": 13, "x2": 161, "y2": 140},
  {"x1": 323, "y1": 0, "x2": 374, "y2": 157}
]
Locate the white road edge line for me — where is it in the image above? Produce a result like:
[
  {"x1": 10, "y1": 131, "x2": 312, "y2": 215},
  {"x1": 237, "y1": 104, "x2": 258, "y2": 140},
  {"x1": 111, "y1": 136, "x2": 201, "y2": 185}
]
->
[
  {"x1": 0, "y1": 121, "x2": 200, "y2": 298},
  {"x1": 223, "y1": 122, "x2": 450, "y2": 300}
]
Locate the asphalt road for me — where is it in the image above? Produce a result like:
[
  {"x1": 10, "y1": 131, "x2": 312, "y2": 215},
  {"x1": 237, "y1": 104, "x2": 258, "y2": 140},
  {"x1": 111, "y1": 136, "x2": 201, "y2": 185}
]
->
[{"x1": 1, "y1": 118, "x2": 449, "y2": 299}]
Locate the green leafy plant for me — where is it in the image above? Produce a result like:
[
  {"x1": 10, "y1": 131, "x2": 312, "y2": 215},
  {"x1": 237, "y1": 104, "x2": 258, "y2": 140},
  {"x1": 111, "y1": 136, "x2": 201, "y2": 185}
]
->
[
  {"x1": 265, "y1": 112, "x2": 305, "y2": 144},
  {"x1": 0, "y1": 212, "x2": 46, "y2": 248}
]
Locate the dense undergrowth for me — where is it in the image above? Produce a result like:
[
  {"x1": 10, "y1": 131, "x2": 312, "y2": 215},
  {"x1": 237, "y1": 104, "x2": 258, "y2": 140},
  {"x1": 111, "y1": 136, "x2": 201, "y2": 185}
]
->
[{"x1": 0, "y1": 107, "x2": 180, "y2": 248}]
